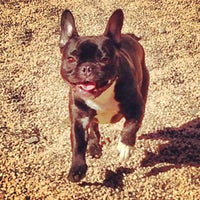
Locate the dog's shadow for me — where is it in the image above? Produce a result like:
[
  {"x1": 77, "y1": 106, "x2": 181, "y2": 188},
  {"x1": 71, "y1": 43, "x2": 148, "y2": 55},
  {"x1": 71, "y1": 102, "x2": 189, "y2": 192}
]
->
[
  {"x1": 79, "y1": 118, "x2": 200, "y2": 188},
  {"x1": 139, "y1": 117, "x2": 200, "y2": 177},
  {"x1": 79, "y1": 167, "x2": 134, "y2": 189}
]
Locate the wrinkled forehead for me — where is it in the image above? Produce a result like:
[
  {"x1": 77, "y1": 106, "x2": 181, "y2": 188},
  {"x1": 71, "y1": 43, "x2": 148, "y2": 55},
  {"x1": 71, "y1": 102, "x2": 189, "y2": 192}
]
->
[{"x1": 67, "y1": 36, "x2": 116, "y2": 58}]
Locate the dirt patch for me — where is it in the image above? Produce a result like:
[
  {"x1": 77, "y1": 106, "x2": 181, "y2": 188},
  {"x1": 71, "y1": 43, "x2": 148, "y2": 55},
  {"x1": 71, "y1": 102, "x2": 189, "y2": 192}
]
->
[{"x1": 0, "y1": 0, "x2": 200, "y2": 199}]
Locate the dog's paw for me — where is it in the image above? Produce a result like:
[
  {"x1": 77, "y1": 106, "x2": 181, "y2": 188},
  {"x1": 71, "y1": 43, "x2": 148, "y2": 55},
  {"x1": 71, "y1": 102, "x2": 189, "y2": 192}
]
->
[
  {"x1": 67, "y1": 164, "x2": 87, "y2": 182},
  {"x1": 117, "y1": 140, "x2": 135, "y2": 162}
]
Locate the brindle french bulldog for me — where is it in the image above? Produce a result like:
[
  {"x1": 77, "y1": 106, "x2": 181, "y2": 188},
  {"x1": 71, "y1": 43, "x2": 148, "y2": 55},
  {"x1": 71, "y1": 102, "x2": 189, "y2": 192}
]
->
[{"x1": 59, "y1": 9, "x2": 149, "y2": 182}]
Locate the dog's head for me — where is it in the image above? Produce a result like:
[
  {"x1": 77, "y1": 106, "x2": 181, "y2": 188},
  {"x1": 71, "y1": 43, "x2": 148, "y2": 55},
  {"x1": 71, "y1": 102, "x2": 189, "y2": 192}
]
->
[{"x1": 59, "y1": 9, "x2": 124, "y2": 98}]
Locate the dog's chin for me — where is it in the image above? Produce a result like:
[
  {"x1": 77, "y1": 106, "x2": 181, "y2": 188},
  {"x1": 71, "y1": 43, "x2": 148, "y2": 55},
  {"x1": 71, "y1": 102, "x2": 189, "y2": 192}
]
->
[{"x1": 73, "y1": 79, "x2": 114, "y2": 99}]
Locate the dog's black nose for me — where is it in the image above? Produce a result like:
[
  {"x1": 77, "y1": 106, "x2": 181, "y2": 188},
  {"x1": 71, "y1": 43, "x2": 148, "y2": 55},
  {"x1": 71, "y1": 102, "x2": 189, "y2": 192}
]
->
[{"x1": 81, "y1": 65, "x2": 93, "y2": 76}]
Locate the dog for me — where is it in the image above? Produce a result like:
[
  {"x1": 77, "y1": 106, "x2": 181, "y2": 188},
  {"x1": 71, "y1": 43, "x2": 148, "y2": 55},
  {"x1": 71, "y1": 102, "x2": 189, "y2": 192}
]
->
[{"x1": 59, "y1": 9, "x2": 149, "y2": 182}]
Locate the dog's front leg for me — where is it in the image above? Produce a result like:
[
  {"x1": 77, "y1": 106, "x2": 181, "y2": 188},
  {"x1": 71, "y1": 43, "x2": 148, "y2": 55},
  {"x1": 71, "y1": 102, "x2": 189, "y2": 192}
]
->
[
  {"x1": 67, "y1": 95, "x2": 97, "y2": 182},
  {"x1": 67, "y1": 117, "x2": 88, "y2": 182},
  {"x1": 117, "y1": 94, "x2": 145, "y2": 162},
  {"x1": 117, "y1": 119, "x2": 141, "y2": 162},
  {"x1": 67, "y1": 96, "x2": 93, "y2": 182}
]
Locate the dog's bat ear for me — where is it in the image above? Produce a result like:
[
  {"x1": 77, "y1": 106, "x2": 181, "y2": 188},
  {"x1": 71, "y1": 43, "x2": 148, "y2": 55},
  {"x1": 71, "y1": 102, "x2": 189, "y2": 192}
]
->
[
  {"x1": 59, "y1": 9, "x2": 79, "y2": 48},
  {"x1": 104, "y1": 9, "x2": 124, "y2": 44}
]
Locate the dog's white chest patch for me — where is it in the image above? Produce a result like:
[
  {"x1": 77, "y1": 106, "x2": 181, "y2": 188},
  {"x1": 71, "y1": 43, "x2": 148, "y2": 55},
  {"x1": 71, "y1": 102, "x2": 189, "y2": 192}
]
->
[{"x1": 85, "y1": 81, "x2": 120, "y2": 124}]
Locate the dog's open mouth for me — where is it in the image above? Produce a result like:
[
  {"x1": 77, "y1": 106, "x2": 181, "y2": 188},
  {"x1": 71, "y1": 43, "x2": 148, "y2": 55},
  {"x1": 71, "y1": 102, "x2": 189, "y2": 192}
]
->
[
  {"x1": 78, "y1": 82, "x2": 96, "y2": 92},
  {"x1": 75, "y1": 79, "x2": 114, "y2": 97}
]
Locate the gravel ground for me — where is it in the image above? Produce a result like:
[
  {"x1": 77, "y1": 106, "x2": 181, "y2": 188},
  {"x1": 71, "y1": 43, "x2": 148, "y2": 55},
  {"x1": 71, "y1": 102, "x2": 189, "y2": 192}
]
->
[{"x1": 0, "y1": 0, "x2": 200, "y2": 199}]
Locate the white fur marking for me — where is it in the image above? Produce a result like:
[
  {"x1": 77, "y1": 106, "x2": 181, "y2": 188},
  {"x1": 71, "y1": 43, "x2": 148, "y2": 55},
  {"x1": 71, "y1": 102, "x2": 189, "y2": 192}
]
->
[
  {"x1": 85, "y1": 81, "x2": 120, "y2": 124},
  {"x1": 117, "y1": 138, "x2": 135, "y2": 162},
  {"x1": 85, "y1": 99, "x2": 101, "y2": 111},
  {"x1": 80, "y1": 117, "x2": 89, "y2": 129}
]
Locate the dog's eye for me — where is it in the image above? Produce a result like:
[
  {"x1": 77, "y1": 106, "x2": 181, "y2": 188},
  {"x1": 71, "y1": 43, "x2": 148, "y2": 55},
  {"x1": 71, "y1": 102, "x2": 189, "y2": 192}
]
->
[
  {"x1": 67, "y1": 57, "x2": 77, "y2": 63},
  {"x1": 101, "y1": 57, "x2": 110, "y2": 63}
]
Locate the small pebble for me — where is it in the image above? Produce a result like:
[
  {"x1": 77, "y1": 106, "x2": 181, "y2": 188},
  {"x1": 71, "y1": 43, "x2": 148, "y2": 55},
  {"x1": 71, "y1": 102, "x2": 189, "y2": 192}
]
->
[
  {"x1": 25, "y1": 136, "x2": 39, "y2": 144},
  {"x1": 159, "y1": 27, "x2": 167, "y2": 34},
  {"x1": 190, "y1": 107, "x2": 199, "y2": 115}
]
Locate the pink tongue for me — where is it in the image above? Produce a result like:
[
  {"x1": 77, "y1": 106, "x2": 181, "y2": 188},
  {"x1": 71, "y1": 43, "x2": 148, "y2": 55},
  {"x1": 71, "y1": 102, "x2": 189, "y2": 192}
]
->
[{"x1": 79, "y1": 83, "x2": 96, "y2": 91}]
